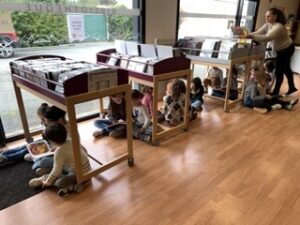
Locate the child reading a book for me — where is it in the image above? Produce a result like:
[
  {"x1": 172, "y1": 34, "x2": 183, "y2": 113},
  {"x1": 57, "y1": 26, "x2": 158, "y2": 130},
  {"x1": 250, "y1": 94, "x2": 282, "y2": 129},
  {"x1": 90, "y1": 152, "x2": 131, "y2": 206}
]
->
[
  {"x1": 190, "y1": 77, "x2": 204, "y2": 111},
  {"x1": 29, "y1": 122, "x2": 91, "y2": 197},
  {"x1": 212, "y1": 66, "x2": 239, "y2": 100},
  {"x1": 131, "y1": 89, "x2": 152, "y2": 144},
  {"x1": 30, "y1": 104, "x2": 67, "y2": 175},
  {"x1": 203, "y1": 66, "x2": 223, "y2": 92},
  {"x1": 92, "y1": 93, "x2": 127, "y2": 138},
  {"x1": 0, "y1": 103, "x2": 58, "y2": 168}
]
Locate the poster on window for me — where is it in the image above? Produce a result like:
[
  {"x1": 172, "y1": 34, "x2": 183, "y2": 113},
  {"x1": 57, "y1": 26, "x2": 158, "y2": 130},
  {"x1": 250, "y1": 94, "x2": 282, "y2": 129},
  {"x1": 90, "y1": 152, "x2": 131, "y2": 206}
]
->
[{"x1": 67, "y1": 15, "x2": 86, "y2": 42}]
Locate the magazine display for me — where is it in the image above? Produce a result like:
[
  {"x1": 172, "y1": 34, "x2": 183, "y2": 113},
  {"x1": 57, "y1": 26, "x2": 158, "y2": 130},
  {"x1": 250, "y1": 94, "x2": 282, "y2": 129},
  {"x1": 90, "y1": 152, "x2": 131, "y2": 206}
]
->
[{"x1": 27, "y1": 140, "x2": 53, "y2": 159}]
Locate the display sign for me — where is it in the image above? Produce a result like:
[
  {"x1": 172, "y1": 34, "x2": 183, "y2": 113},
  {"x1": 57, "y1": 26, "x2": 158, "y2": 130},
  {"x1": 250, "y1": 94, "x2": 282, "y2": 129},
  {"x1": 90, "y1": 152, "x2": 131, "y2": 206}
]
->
[{"x1": 67, "y1": 15, "x2": 85, "y2": 42}]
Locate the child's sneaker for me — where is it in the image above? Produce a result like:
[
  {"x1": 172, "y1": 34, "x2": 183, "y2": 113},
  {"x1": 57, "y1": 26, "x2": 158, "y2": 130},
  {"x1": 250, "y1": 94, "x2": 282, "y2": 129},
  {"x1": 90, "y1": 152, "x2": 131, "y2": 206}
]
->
[
  {"x1": 253, "y1": 107, "x2": 268, "y2": 114},
  {"x1": 35, "y1": 167, "x2": 51, "y2": 176},
  {"x1": 290, "y1": 98, "x2": 299, "y2": 106},
  {"x1": 0, "y1": 155, "x2": 7, "y2": 163},
  {"x1": 29, "y1": 177, "x2": 44, "y2": 188},
  {"x1": 144, "y1": 135, "x2": 152, "y2": 145},
  {"x1": 271, "y1": 104, "x2": 282, "y2": 110},
  {"x1": 109, "y1": 130, "x2": 125, "y2": 138},
  {"x1": 24, "y1": 153, "x2": 33, "y2": 162},
  {"x1": 92, "y1": 129, "x2": 103, "y2": 137},
  {"x1": 190, "y1": 112, "x2": 198, "y2": 121},
  {"x1": 284, "y1": 104, "x2": 293, "y2": 110}
]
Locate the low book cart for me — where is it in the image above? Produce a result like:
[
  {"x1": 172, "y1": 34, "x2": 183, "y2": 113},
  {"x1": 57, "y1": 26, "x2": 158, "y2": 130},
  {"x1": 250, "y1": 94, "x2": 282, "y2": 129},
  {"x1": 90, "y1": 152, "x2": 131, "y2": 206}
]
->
[
  {"x1": 10, "y1": 55, "x2": 133, "y2": 184},
  {"x1": 184, "y1": 41, "x2": 265, "y2": 112},
  {"x1": 97, "y1": 47, "x2": 192, "y2": 146}
]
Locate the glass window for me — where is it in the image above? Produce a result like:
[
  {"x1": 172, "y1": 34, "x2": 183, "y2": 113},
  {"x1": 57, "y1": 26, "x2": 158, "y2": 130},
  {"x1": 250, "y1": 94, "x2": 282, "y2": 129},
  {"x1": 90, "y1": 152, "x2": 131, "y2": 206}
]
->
[
  {"x1": 0, "y1": 0, "x2": 141, "y2": 138},
  {"x1": 241, "y1": 0, "x2": 258, "y2": 31},
  {"x1": 179, "y1": 0, "x2": 238, "y2": 38},
  {"x1": 180, "y1": 0, "x2": 238, "y2": 15}
]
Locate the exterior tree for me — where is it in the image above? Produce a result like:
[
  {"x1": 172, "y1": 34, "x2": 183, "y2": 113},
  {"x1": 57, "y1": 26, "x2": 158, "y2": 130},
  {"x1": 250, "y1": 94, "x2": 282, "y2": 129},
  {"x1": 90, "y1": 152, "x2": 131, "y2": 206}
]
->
[
  {"x1": 107, "y1": 4, "x2": 133, "y2": 40},
  {"x1": 11, "y1": 0, "x2": 69, "y2": 47}
]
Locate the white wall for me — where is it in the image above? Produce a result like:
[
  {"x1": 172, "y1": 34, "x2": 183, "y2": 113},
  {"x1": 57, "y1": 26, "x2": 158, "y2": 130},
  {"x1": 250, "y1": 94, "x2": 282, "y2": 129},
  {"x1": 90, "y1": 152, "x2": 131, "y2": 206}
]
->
[
  {"x1": 255, "y1": 0, "x2": 300, "y2": 29},
  {"x1": 145, "y1": 0, "x2": 178, "y2": 44}
]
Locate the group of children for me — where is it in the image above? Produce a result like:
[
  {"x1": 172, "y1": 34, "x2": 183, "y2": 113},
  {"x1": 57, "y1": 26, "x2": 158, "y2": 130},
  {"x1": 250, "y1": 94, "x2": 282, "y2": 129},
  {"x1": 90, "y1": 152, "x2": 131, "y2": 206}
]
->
[
  {"x1": 201, "y1": 60, "x2": 298, "y2": 114},
  {"x1": 92, "y1": 77, "x2": 205, "y2": 144},
  {"x1": 0, "y1": 103, "x2": 91, "y2": 197},
  {"x1": 243, "y1": 61, "x2": 298, "y2": 113},
  {"x1": 1, "y1": 60, "x2": 297, "y2": 198}
]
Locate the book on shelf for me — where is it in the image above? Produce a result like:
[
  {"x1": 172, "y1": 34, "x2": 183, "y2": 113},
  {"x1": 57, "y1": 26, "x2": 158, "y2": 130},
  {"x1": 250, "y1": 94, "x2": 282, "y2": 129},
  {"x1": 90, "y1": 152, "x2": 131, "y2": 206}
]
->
[{"x1": 27, "y1": 140, "x2": 53, "y2": 159}]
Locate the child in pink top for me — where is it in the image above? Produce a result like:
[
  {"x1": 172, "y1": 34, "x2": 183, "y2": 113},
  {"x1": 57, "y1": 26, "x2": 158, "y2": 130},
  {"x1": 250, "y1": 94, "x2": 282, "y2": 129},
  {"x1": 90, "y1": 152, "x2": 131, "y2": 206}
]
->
[{"x1": 141, "y1": 85, "x2": 154, "y2": 118}]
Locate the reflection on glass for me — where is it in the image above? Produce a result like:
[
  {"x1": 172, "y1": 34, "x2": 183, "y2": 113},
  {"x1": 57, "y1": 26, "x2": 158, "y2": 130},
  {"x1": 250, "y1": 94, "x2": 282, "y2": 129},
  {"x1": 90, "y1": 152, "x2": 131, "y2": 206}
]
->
[{"x1": 0, "y1": 0, "x2": 141, "y2": 138}]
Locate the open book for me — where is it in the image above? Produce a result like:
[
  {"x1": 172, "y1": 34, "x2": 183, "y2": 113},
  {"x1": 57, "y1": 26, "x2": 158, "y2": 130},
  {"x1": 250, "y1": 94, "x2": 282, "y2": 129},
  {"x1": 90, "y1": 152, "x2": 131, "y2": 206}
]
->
[
  {"x1": 107, "y1": 121, "x2": 127, "y2": 129},
  {"x1": 27, "y1": 140, "x2": 53, "y2": 159}
]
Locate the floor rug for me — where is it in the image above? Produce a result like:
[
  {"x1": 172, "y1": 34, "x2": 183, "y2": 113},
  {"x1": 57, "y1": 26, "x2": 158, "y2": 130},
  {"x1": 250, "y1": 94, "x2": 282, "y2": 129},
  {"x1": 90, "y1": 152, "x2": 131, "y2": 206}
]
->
[{"x1": 0, "y1": 161, "x2": 43, "y2": 211}]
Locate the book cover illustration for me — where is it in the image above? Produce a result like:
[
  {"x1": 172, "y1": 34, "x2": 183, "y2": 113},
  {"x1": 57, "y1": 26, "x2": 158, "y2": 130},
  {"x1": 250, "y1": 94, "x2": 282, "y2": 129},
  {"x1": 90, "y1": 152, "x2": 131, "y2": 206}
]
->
[
  {"x1": 27, "y1": 140, "x2": 53, "y2": 159},
  {"x1": 231, "y1": 26, "x2": 249, "y2": 36}
]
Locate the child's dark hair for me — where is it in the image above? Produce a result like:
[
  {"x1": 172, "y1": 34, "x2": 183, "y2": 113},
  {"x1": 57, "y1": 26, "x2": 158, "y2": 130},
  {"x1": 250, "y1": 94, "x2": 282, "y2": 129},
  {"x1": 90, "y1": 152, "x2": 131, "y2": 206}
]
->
[
  {"x1": 191, "y1": 77, "x2": 203, "y2": 92},
  {"x1": 251, "y1": 65, "x2": 259, "y2": 71},
  {"x1": 43, "y1": 122, "x2": 67, "y2": 145},
  {"x1": 44, "y1": 106, "x2": 66, "y2": 123},
  {"x1": 264, "y1": 60, "x2": 275, "y2": 72},
  {"x1": 140, "y1": 84, "x2": 153, "y2": 93},
  {"x1": 231, "y1": 66, "x2": 238, "y2": 75},
  {"x1": 131, "y1": 89, "x2": 144, "y2": 100},
  {"x1": 37, "y1": 103, "x2": 49, "y2": 117},
  {"x1": 177, "y1": 79, "x2": 186, "y2": 94},
  {"x1": 109, "y1": 93, "x2": 126, "y2": 120}
]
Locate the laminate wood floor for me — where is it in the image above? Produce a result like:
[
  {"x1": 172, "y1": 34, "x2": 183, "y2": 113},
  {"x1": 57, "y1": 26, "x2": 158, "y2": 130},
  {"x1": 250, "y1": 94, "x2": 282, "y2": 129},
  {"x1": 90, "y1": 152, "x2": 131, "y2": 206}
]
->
[{"x1": 1, "y1": 77, "x2": 300, "y2": 225}]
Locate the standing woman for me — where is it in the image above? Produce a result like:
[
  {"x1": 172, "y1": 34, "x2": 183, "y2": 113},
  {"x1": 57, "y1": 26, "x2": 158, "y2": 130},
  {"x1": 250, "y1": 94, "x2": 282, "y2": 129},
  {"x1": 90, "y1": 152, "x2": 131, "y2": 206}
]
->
[{"x1": 246, "y1": 7, "x2": 297, "y2": 96}]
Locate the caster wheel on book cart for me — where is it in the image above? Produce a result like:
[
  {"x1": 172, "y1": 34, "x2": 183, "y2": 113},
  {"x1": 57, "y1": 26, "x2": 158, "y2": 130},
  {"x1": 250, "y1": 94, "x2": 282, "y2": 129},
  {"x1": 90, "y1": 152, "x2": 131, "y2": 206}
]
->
[
  {"x1": 75, "y1": 184, "x2": 84, "y2": 193},
  {"x1": 58, "y1": 188, "x2": 69, "y2": 198},
  {"x1": 128, "y1": 157, "x2": 134, "y2": 167},
  {"x1": 57, "y1": 184, "x2": 83, "y2": 198}
]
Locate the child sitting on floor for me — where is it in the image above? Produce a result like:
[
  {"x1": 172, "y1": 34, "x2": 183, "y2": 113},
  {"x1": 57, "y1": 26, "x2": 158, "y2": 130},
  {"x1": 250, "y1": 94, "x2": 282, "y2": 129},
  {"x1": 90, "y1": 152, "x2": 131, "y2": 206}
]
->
[
  {"x1": 212, "y1": 66, "x2": 239, "y2": 100},
  {"x1": 161, "y1": 80, "x2": 186, "y2": 125},
  {"x1": 131, "y1": 89, "x2": 153, "y2": 144},
  {"x1": 93, "y1": 93, "x2": 127, "y2": 138},
  {"x1": 263, "y1": 59, "x2": 276, "y2": 94},
  {"x1": 30, "y1": 104, "x2": 67, "y2": 176},
  {"x1": 243, "y1": 68, "x2": 298, "y2": 113},
  {"x1": 29, "y1": 123, "x2": 91, "y2": 197},
  {"x1": 141, "y1": 85, "x2": 154, "y2": 118},
  {"x1": 0, "y1": 103, "x2": 62, "y2": 171},
  {"x1": 203, "y1": 66, "x2": 223, "y2": 92},
  {"x1": 190, "y1": 77, "x2": 204, "y2": 111}
]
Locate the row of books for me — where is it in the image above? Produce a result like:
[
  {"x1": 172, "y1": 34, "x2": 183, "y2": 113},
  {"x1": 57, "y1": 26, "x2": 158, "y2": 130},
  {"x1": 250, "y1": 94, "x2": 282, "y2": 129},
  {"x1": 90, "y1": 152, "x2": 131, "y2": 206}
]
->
[
  {"x1": 105, "y1": 40, "x2": 176, "y2": 75},
  {"x1": 11, "y1": 57, "x2": 118, "y2": 94}
]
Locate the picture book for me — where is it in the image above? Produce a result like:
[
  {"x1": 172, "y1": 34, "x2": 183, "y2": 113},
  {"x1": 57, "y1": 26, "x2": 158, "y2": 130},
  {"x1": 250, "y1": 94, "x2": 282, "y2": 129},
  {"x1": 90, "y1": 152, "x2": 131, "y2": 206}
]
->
[
  {"x1": 231, "y1": 26, "x2": 249, "y2": 36},
  {"x1": 27, "y1": 140, "x2": 53, "y2": 159},
  {"x1": 107, "y1": 121, "x2": 127, "y2": 129}
]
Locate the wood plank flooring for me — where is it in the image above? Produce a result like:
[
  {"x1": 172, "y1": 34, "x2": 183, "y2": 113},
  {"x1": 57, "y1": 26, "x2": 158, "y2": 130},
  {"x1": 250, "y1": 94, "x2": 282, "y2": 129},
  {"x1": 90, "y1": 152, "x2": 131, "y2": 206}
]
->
[{"x1": 1, "y1": 76, "x2": 300, "y2": 225}]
